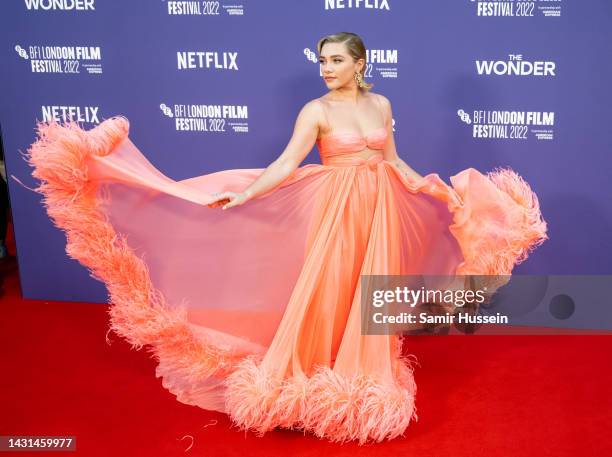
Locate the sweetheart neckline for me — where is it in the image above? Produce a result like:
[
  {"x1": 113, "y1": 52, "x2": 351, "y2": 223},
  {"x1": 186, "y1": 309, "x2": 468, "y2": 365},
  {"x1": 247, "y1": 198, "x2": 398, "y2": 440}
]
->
[{"x1": 317, "y1": 126, "x2": 387, "y2": 143}]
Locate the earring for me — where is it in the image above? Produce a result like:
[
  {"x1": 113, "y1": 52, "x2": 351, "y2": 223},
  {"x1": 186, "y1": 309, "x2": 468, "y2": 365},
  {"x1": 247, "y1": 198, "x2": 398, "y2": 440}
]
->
[{"x1": 354, "y1": 71, "x2": 366, "y2": 88}]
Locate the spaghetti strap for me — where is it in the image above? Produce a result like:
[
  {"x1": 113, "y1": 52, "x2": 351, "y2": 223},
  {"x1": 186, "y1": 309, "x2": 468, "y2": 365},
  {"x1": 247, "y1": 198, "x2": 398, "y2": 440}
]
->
[
  {"x1": 373, "y1": 94, "x2": 386, "y2": 128},
  {"x1": 317, "y1": 98, "x2": 333, "y2": 135}
]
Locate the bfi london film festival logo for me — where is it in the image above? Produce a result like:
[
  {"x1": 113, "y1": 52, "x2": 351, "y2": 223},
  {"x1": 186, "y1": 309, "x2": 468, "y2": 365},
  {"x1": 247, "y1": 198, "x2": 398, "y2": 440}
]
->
[
  {"x1": 176, "y1": 51, "x2": 238, "y2": 71},
  {"x1": 304, "y1": 47, "x2": 399, "y2": 79},
  {"x1": 14, "y1": 44, "x2": 102, "y2": 74},
  {"x1": 39, "y1": 105, "x2": 100, "y2": 124},
  {"x1": 160, "y1": 102, "x2": 249, "y2": 133},
  {"x1": 324, "y1": 0, "x2": 390, "y2": 10},
  {"x1": 163, "y1": 0, "x2": 244, "y2": 16},
  {"x1": 23, "y1": 0, "x2": 95, "y2": 10},
  {"x1": 457, "y1": 109, "x2": 555, "y2": 140},
  {"x1": 465, "y1": 53, "x2": 556, "y2": 139},
  {"x1": 470, "y1": 0, "x2": 561, "y2": 18}
]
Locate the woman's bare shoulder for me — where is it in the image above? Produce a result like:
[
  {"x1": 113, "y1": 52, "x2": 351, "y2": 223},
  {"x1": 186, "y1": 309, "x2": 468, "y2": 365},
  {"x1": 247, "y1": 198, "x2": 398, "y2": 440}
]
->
[
  {"x1": 303, "y1": 96, "x2": 327, "y2": 109},
  {"x1": 369, "y1": 91, "x2": 391, "y2": 109},
  {"x1": 291, "y1": 98, "x2": 327, "y2": 131},
  {"x1": 298, "y1": 97, "x2": 327, "y2": 121}
]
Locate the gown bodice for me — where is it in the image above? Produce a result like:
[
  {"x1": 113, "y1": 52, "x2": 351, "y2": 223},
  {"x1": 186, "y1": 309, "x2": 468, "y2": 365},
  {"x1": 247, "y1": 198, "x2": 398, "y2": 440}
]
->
[{"x1": 315, "y1": 95, "x2": 389, "y2": 167}]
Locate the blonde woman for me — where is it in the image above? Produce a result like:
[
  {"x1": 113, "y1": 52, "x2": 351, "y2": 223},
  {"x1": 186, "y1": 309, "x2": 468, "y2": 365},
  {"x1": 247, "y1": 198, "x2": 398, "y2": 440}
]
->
[{"x1": 24, "y1": 32, "x2": 547, "y2": 445}]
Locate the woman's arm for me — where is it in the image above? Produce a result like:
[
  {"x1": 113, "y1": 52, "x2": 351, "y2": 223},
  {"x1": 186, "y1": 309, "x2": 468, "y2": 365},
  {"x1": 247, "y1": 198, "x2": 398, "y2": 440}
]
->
[
  {"x1": 377, "y1": 94, "x2": 424, "y2": 182},
  {"x1": 208, "y1": 100, "x2": 321, "y2": 209}
]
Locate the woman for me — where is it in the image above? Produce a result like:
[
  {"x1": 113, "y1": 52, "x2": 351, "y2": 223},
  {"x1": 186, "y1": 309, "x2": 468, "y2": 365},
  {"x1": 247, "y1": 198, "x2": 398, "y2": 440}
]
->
[
  {"x1": 207, "y1": 36, "x2": 422, "y2": 211},
  {"x1": 23, "y1": 32, "x2": 548, "y2": 445}
]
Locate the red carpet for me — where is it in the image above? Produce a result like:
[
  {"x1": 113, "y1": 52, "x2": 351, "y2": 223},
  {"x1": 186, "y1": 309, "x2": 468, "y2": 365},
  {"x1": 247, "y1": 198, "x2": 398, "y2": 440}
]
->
[{"x1": 1, "y1": 219, "x2": 611, "y2": 456}]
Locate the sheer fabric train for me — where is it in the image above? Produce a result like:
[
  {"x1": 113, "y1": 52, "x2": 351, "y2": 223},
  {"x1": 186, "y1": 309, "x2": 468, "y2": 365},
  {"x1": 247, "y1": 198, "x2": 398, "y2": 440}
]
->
[{"x1": 23, "y1": 113, "x2": 548, "y2": 445}]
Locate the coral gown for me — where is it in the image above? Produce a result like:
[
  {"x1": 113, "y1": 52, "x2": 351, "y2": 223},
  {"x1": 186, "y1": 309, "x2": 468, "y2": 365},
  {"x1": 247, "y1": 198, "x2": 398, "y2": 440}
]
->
[{"x1": 23, "y1": 94, "x2": 548, "y2": 445}]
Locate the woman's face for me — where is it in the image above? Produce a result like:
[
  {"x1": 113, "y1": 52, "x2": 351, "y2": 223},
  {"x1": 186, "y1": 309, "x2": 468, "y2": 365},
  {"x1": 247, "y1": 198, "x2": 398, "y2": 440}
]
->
[{"x1": 319, "y1": 42, "x2": 364, "y2": 90}]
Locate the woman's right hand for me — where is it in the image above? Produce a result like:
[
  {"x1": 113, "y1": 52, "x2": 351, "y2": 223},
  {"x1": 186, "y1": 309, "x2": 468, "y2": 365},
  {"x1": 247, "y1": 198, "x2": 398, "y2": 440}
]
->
[{"x1": 206, "y1": 191, "x2": 251, "y2": 210}]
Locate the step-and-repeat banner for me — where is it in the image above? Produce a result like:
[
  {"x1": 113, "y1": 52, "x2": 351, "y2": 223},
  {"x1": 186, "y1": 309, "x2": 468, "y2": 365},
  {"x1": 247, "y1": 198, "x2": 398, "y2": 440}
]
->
[{"x1": 1, "y1": 1, "x2": 610, "y2": 302}]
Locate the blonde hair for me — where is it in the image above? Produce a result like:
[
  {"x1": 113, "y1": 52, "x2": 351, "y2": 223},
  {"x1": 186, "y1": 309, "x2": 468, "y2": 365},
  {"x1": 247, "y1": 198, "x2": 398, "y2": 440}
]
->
[{"x1": 317, "y1": 32, "x2": 374, "y2": 91}]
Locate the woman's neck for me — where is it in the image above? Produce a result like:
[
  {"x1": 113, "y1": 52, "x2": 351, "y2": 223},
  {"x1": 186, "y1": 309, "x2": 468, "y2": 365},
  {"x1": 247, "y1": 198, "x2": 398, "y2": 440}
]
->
[{"x1": 327, "y1": 86, "x2": 366, "y2": 104}]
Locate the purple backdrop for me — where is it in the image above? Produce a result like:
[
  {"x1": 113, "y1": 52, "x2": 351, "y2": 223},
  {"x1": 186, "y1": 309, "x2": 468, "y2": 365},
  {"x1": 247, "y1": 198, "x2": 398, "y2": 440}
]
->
[{"x1": 1, "y1": 0, "x2": 610, "y2": 302}]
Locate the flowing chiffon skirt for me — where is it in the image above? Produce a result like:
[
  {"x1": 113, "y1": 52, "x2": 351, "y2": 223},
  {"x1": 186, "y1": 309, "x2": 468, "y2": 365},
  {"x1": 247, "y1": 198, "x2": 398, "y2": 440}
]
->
[{"x1": 22, "y1": 116, "x2": 548, "y2": 445}]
